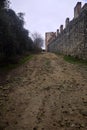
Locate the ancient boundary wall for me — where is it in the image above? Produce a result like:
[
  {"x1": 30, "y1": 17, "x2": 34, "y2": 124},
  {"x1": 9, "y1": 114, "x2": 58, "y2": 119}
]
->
[{"x1": 46, "y1": 2, "x2": 87, "y2": 60}]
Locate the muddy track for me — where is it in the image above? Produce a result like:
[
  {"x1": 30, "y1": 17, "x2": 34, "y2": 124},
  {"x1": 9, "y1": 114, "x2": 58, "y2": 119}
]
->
[{"x1": 0, "y1": 53, "x2": 87, "y2": 130}]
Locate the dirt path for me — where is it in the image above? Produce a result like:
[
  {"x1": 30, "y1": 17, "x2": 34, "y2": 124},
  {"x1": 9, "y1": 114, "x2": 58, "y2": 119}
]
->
[{"x1": 0, "y1": 53, "x2": 87, "y2": 130}]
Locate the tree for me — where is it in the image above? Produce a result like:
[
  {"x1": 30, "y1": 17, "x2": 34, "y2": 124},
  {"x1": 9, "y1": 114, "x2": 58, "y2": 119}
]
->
[
  {"x1": 17, "y1": 12, "x2": 25, "y2": 26},
  {"x1": 0, "y1": 7, "x2": 34, "y2": 63},
  {"x1": 0, "y1": 0, "x2": 44, "y2": 64},
  {"x1": 32, "y1": 32, "x2": 44, "y2": 51},
  {"x1": 0, "y1": 0, "x2": 10, "y2": 9}
]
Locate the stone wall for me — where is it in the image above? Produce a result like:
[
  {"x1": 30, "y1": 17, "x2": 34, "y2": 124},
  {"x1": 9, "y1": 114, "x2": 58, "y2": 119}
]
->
[
  {"x1": 45, "y1": 32, "x2": 56, "y2": 51},
  {"x1": 47, "y1": 3, "x2": 87, "y2": 60}
]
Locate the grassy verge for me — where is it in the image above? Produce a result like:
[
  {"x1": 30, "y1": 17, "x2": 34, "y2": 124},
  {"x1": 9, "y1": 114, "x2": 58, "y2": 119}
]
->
[
  {"x1": 0, "y1": 54, "x2": 33, "y2": 72},
  {"x1": 45, "y1": 60, "x2": 51, "y2": 66},
  {"x1": 64, "y1": 55, "x2": 87, "y2": 66}
]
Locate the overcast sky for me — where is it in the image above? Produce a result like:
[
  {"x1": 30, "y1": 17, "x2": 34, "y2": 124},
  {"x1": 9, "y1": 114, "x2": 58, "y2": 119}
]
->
[{"x1": 10, "y1": 0, "x2": 86, "y2": 38}]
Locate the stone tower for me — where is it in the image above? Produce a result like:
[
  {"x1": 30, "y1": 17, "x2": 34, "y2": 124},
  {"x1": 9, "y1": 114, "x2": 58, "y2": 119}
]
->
[
  {"x1": 74, "y1": 2, "x2": 82, "y2": 18},
  {"x1": 45, "y1": 32, "x2": 56, "y2": 51}
]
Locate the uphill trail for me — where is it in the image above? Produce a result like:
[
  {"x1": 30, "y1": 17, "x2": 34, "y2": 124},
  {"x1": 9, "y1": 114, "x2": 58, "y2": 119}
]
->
[{"x1": 0, "y1": 53, "x2": 87, "y2": 130}]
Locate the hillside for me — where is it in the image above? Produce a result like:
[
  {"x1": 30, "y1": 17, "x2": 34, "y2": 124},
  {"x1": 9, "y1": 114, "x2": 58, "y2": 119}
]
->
[{"x1": 0, "y1": 53, "x2": 87, "y2": 130}]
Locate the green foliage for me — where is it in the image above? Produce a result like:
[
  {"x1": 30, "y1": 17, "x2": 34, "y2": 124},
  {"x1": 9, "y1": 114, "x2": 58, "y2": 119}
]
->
[
  {"x1": 0, "y1": 0, "x2": 9, "y2": 9},
  {"x1": 0, "y1": 7, "x2": 34, "y2": 63},
  {"x1": 64, "y1": 55, "x2": 87, "y2": 65},
  {"x1": 0, "y1": 54, "x2": 33, "y2": 71},
  {"x1": 0, "y1": 0, "x2": 42, "y2": 66},
  {"x1": 19, "y1": 55, "x2": 33, "y2": 64},
  {"x1": 45, "y1": 60, "x2": 51, "y2": 66}
]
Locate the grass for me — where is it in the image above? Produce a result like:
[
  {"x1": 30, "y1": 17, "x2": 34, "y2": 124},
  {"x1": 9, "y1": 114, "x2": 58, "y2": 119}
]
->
[
  {"x1": 55, "y1": 52, "x2": 62, "y2": 56},
  {"x1": 64, "y1": 55, "x2": 87, "y2": 66},
  {"x1": 19, "y1": 55, "x2": 33, "y2": 64},
  {"x1": 45, "y1": 59, "x2": 51, "y2": 67},
  {"x1": 0, "y1": 54, "x2": 33, "y2": 72}
]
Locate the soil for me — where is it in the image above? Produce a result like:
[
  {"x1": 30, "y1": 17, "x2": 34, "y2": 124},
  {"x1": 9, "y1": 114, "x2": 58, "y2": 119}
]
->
[{"x1": 0, "y1": 53, "x2": 87, "y2": 130}]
